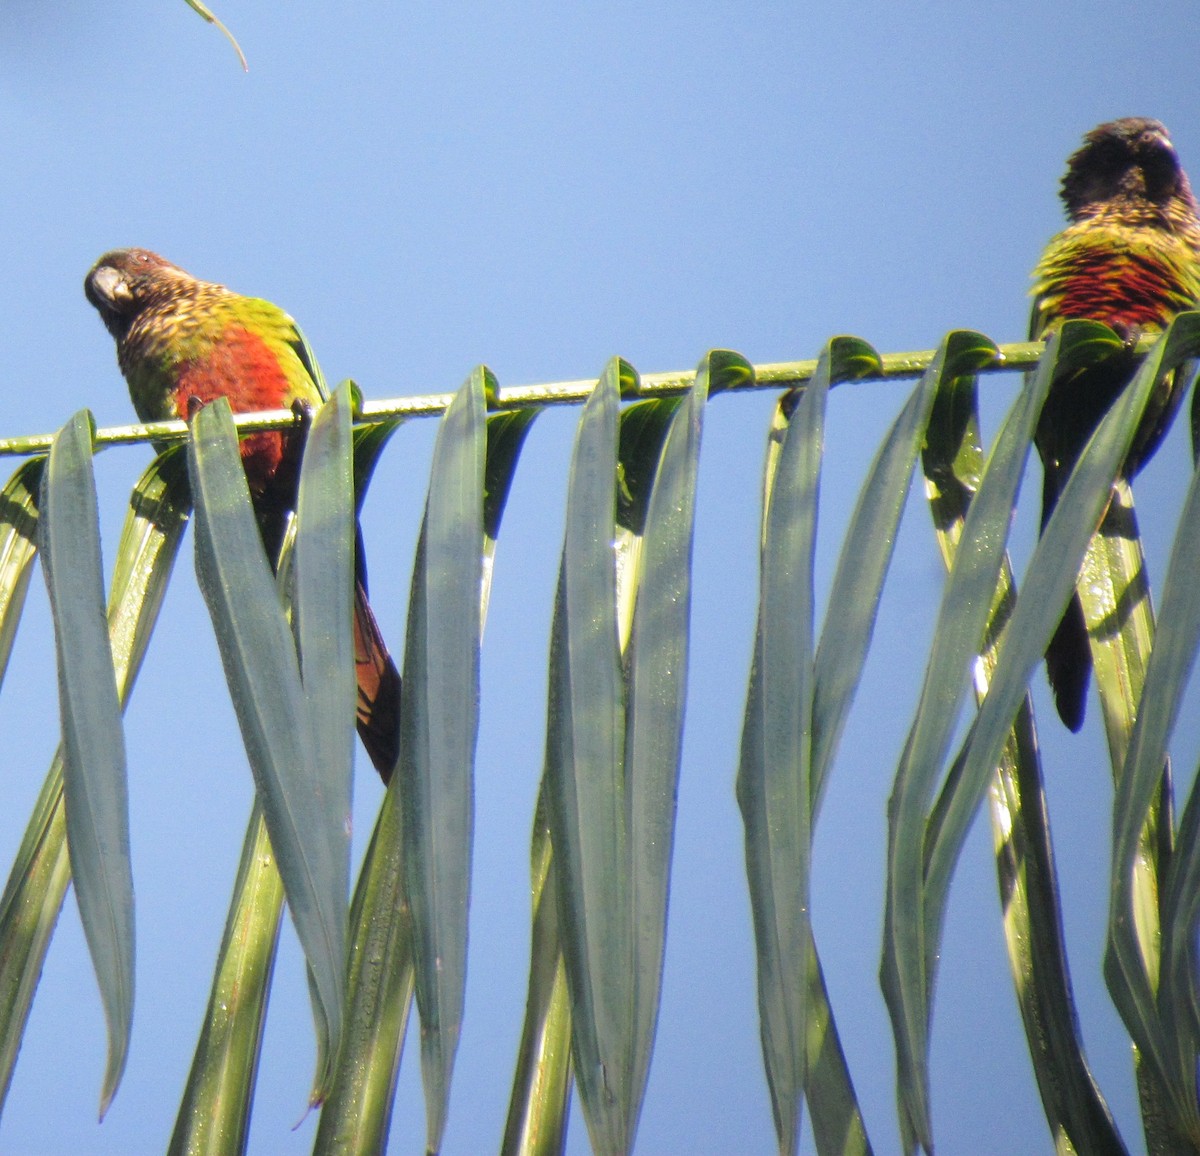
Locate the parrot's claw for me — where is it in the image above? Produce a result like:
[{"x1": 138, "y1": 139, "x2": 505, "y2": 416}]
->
[
  {"x1": 290, "y1": 398, "x2": 314, "y2": 430},
  {"x1": 1110, "y1": 321, "x2": 1143, "y2": 348}
]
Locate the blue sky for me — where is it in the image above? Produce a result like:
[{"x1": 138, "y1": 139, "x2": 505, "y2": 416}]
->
[{"x1": 0, "y1": 1, "x2": 1197, "y2": 1151}]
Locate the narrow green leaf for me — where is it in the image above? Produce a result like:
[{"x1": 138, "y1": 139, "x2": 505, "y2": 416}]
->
[
  {"x1": 294, "y1": 384, "x2": 356, "y2": 794},
  {"x1": 502, "y1": 784, "x2": 573, "y2": 1156},
  {"x1": 918, "y1": 365, "x2": 1124, "y2": 1153},
  {"x1": 40, "y1": 410, "x2": 133, "y2": 1117},
  {"x1": 1070, "y1": 422, "x2": 1182, "y2": 1156},
  {"x1": 622, "y1": 351, "x2": 717, "y2": 1116},
  {"x1": 168, "y1": 807, "x2": 285, "y2": 1156},
  {"x1": 319, "y1": 394, "x2": 532, "y2": 1152},
  {"x1": 943, "y1": 316, "x2": 1200, "y2": 917},
  {"x1": 804, "y1": 335, "x2": 993, "y2": 1156},
  {"x1": 881, "y1": 321, "x2": 1120, "y2": 1150},
  {"x1": 0, "y1": 759, "x2": 69, "y2": 1116},
  {"x1": 398, "y1": 367, "x2": 487, "y2": 1154},
  {"x1": 1080, "y1": 480, "x2": 1156, "y2": 769},
  {"x1": 181, "y1": 0, "x2": 248, "y2": 69},
  {"x1": 1163, "y1": 781, "x2": 1200, "y2": 1106},
  {"x1": 1080, "y1": 476, "x2": 1185, "y2": 1147},
  {"x1": 812, "y1": 333, "x2": 992, "y2": 808},
  {"x1": 0, "y1": 456, "x2": 56, "y2": 1101},
  {"x1": 107, "y1": 450, "x2": 193, "y2": 690},
  {"x1": 1107, "y1": 427, "x2": 1200, "y2": 1132},
  {"x1": 188, "y1": 398, "x2": 345, "y2": 1074},
  {"x1": 0, "y1": 449, "x2": 188, "y2": 1114},
  {"x1": 986, "y1": 702, "x2": 1127, "y2": 1156},
  {"x1": 805, "y1": 940, "x2": 874, "y2": 1156},
  {"x1": 508, "y1": 347, "x2": 705, "y2": 1156},
  {"x1": 313, "y1": 784, "x2": 415, "y2": 1154},
  {"x1": 545, "y1": 358, "x2": 628, "y2": 1156},
  {"x1": 887, "y1": 317, "x2": 1200, "y2": 1152},
  {"x1": 291, "y1": 386, "x2": 357, "y2": 1095},
  {"x1": 0, "y1": 458, "x2": 45, "y2": 691},
  {"x1": 736, "y1": 341, "x2": 833, "y2": 1155},
  {"x1": 175, "y1": 389, "x2": 369, "y2": 1146}
]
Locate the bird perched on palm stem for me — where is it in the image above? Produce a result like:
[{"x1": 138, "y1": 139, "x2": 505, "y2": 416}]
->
[
  {"x1": 85, "y1": 248, "x2": 401, "y2": 780},
  {"x1": 1031, "y1": 118, "x2": 1200, "y2": 730}
]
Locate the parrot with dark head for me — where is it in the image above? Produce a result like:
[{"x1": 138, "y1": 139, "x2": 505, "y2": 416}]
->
[
  {"x1": 1031, "y1": 118, "x2": 1200, "y2": 730},
  {"x1": 85, "y1": 248, "x2": 401, "y2": 781}
]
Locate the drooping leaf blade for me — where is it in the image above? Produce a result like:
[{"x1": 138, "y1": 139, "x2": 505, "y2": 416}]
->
[
  {"x1": 812, "y1": 332, "x2": 995, "y2": 808},
  {"x1": 313, "y1": 784, "x2": 415, "y2": 1155},
  {"x1": 736, "y1": 341, "x2": 837, "y2": 1155},
  {"x1": 320, "y1": 395, "x2": 533, "y2": 1153},
  {"x1": 502, "y1": 782, "x2": 574, "y2": 1156},
  {"x1": 882, "y1": 321, "x2": 1120, "y2": 1150},
  {"x1": 919, "y1": 358, "x2": 1124, "y2": 1153},
  {"x1": 545, "y1": 358, "x2": 629, "y2": 1155},
  {"x1": 936, "y1": 319, "x2": 1200, "y2": 905},
  {"x1": 622, "y1": 351, "x2": 722, "y2": 1116},
  {"x1": 188, "y1": 398, "x2": 345, "y2": 1073},
  {"x1": 1107, "y1": 369, "x2": 1200, "y2": 1133},
  {"x1": 291, "y1": 386, "x2": 357, "y2": 1095},
  {"x1": 0, "y1": 458, "x2": 45, "y2": 691},
  {"x1": 302, "y1": 415, "x2": 416, "y2": 1153},
  {"x1": 399, "y1": 367, "x2": 487, "y2": 1154},
  {"x1": 40, "y1": 410, "x2": 134, "y2": 1116},
  {"x1": 0, "y1": 448, "x2": 189, "y2": 1114},
  {"x1": 168, "y1": 807, "x2": 284, "y2": 1156}
]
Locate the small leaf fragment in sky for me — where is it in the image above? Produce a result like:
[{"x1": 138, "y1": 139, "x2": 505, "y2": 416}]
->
[{"x1": 182, "y1": 0, "x2": 248, "y2": 71}]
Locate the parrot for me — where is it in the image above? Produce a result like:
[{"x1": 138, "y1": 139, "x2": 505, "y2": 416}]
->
[
  {"x1": 85, "y1": 248, "x2": 401, "y2": 781},
  {"x1": 1030, "y1": 118, "x2": 1200, "y2": 731}
]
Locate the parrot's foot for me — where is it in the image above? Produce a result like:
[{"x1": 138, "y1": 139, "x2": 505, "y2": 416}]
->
[{"x1": 290, "y1": 397, "x2": 314, "y2": 429}]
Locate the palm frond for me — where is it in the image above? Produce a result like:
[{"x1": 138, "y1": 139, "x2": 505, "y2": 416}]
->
[{"x1": 7, "y1": 325, "x2": 1200, "y2": 1154}]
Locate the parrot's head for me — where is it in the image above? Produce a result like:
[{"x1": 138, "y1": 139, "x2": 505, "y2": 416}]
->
[
  {"x1": 85, "y1": 248, "x2": 189, "y2": 341},
  {"x1": 1060, "y1": 118, "x2": 1195, "y2": 225}
]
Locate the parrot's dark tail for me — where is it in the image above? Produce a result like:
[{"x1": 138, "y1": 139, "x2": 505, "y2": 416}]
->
[
  {"x1": 353, "y1": 580, "x2": 402, "y2": 783},
  {"x1": 1045, "y1": 591, "x2": 1090, "y2": 733}
]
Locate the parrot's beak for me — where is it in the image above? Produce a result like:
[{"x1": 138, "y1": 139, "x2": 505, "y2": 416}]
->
[{"x1": 85, "y1": 265, "x2": 133, "y2": 313}]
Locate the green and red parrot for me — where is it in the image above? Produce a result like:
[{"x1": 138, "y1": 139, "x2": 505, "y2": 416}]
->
[
  {"x1": 1031, "y1": 118, "x2": 1200, "y2": 731},
  {"x1": 85, "y1": 248, "x2": 401, "y2": 781}
]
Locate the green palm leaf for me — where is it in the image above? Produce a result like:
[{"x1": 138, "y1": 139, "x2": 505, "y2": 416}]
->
[
  {"x1": 0, "y1": 459, "x2": 44, "y2": 690},
  {"x1": 397, "y1": 366, "x2": 487, "y2": 1153},
  {"x1": 0, "y1": 448, "x2": 189, "y2": 1115},
  {"x1": 8, "y1": 326, "x2": 1200, "y2": 1154},
  {"x1": 168, "y1": 805, "x2": 284, "y2": 1156},
  {"x1": 737, "y1": 338, "x2": 877, "y2": 1156},
  {"x1": 882, "y1": 321, "x2": 1122, "y2": 1151},
  {"x1": 544, "y1": 350, "x2": 717, "y2": 1153},
  {"x1": 188, "y1": 397, "x2": 349, "y2": 1088},
  {"x1": 41, "y1": 410, "x2": 135, "y2": 1116},
  {"x1": 920, "y1": 345, "x2": 1124, "y2": 1154}
]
